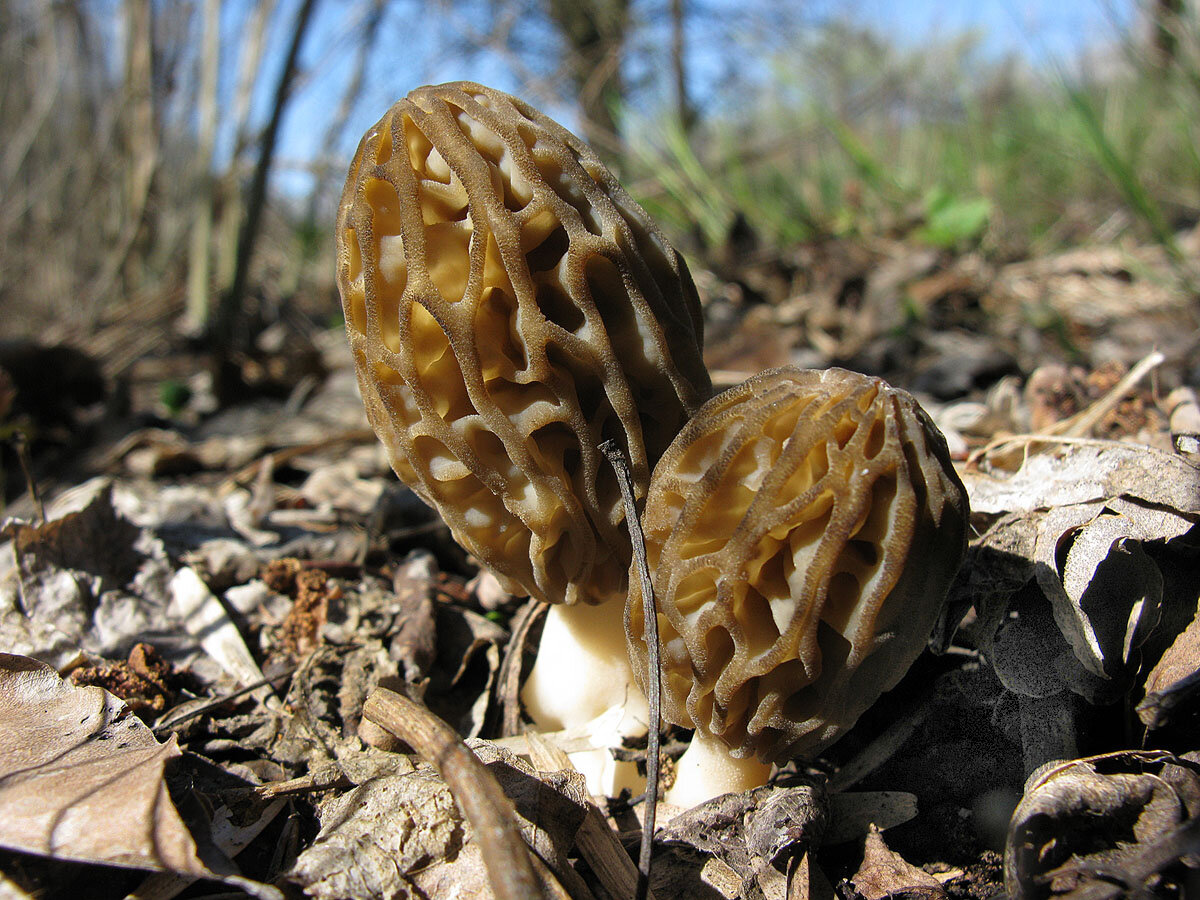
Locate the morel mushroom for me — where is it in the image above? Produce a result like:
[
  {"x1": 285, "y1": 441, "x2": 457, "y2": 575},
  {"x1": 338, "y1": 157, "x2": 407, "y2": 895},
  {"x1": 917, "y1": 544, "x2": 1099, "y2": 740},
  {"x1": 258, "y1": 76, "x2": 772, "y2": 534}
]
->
[
  {"x1": 336, "y1": 82, "x2": 711, "y2": 782},
  {"x1": 626, "y1": 367, "x2": 968, "y2": 807}
]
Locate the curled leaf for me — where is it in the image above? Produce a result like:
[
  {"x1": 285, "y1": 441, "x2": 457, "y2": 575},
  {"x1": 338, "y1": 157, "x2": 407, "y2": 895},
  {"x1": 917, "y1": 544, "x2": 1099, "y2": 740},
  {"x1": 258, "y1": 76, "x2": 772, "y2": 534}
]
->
[{"x1": 1005, "y1": 751, "x2": 1200, "y2": 899}]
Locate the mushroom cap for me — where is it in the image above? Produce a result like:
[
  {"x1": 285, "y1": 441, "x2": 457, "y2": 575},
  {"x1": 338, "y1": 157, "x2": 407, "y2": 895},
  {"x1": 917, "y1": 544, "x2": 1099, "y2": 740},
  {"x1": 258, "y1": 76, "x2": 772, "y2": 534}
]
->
[
  {"x1": 337, "y1": 83, "x2": 712, "y2": 606},
  {"x1": 626, "y1": 366, "x2": 968, "y2": 763}
]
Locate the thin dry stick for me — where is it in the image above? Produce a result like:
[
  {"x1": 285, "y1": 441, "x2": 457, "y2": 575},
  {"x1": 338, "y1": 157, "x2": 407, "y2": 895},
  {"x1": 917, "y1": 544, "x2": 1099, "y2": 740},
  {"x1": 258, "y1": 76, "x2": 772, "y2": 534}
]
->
[
  {"x1": 972, "y1": 348, "x2": 1167, "y2": 466},
  {"x1": 362, "y1": 687, "x2": 554, "y2": 900},
  {"x1": 12, "y1": 433, "x2": 45, "y2": 523},
  {"x1": 525, "y1": 731, "x2": 657, "y2": 900},
  {"x1": 153, "y1": 669, "x2": 295, "y2": 736},
  {"x1": 495, "y1": 599, "x2": 548, "y2": 738},
  {"x1": 600, "y1": 439, "x2": 661, "y2": 900},
  {"x1": 1052, "y1": 349, "x2": 1165, "y2": 438}
]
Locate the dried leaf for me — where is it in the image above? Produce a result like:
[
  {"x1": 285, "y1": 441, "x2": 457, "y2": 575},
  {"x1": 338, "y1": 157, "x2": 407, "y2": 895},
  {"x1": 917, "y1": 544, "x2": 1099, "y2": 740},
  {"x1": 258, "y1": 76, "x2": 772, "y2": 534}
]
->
[
  {"x1": 524, "y1": 731, "x2": 647, "y2": 900},
  {"x1": 389, "y1": 557, "x2": 439, "y2": 685},
  {"x1": 4, "y1": 484, "x2": 141, "y2": 588},
  {"x1": 289, "y1": 766, "x2": 466, "y2": 900},
  {"x1": 825, "y1": 792, "x2": 920, "y2": 845},
  {"x1": 428, "y1": 602, "x2": 508, "y2": 739},
  {"x1": 299, "y1": 460, "x2": 385, "y2": 517},
  {"x1": 848, "y1": 825, "x2": 947, "y2": 899},
  {"x1": 1033, "y1": 501, "x2": 1179, "y2": 681},
  {"x1": 0, "y1": 482, "x2": 175, "y2": 668},
  {"x1": 128, "y1": 765, "x2": 286, "y2": 900},
  {"x1": 469, "y1": 740, "x2": 589, "y2": 884},
  {"x1": 1005, "y1": 751, "x2": 1200, "y2": 899},
  {"x1": 966, "y1": 441, "x2": 1199, "y2": 708},
  {"x1": 745, "y1": 785, "x2": 828, "y2": 868},
  {"x1": 657, "y1": 783, "x2": 829, "y2": 899},
  {"x1": 1139, "y1": 605, "x2": 1200, "y2": 729},
  {"x1": 964, "y1": 441, "x2": 1200, "y2": 517},
  {"x1": 289, "y1": 738, "x2": 586, "y2": 900},
  {"x1": 0, "y1": 654, "x2": 276, "y2": 897},
  {"x1": 656, "y1": 787, "x2": 765, "y2": 868}
]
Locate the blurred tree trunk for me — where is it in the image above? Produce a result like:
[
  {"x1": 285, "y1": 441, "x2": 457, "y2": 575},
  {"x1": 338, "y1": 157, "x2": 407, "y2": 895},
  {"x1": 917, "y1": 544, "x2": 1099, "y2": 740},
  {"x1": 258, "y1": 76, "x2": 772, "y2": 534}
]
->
[
  {"x1": 543, "y1": 0, "x2": 630, "y2": 153},
  {"x1": 186, "y1": 0, "x2": 222, "y2": 329},
  {"x1": 1, "y1": 4, "x2": 59, "y2": 199},
  {"x1": 671, "y1": 0, "x2": 695, "y2": 133},
  {"x1": 214, "y1": 0, "x2": 277, "y2": 295},
  {"x1": 214, "y1": 0, "x2": 318, "y2": 352},
  {"x1": 114, "y1": 0, "x2": 158, "y2": 309},
  {"x1": 1151, "y1": 0, "x2": 1185, "y2": 67}
]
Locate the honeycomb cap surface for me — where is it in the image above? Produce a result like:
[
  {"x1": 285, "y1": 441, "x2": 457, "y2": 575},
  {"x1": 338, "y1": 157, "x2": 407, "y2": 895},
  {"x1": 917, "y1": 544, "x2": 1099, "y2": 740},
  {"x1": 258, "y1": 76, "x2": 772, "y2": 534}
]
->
[
  {"x1": 626, "y1": 366, "x2": 968, "y2": 762},
  {"x1": 337, "y1": 82, "x2": 711, "y2": 605}
]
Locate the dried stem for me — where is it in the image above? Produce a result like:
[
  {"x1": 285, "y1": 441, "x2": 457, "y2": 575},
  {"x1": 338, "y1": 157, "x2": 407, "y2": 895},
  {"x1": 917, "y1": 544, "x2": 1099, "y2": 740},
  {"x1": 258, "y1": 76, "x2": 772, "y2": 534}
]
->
[
  {"x1": 525, "y1": 732, "x2": 656, "y2": 900},
  {"x1": 362, "y1": 686, "x2": 554, "y2": 900},
  {"x1": 495, "y1": 599, "x2": 548, "y2": 737},
  {"x1": 12, "y1": 432, "x2": 44, "y2": 524},
  {"x1": 600, "y1": 439, "x2": 661, "y2": 900}
]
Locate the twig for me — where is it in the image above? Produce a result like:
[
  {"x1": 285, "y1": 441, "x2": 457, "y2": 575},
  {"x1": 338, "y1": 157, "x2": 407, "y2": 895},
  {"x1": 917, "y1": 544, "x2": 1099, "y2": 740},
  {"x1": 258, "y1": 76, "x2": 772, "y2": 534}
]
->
[
  {"x1": 220, "y1": 427, "x2": 376, "y2": 492},
  {"x1": 969, "y1": 348, "x2": 1168, "y2": 470},
  {"x1": 12, "y1": 432, "x2": 44, "y2": 524},
  {"x1": 363, "y1": 686, "x2": 554, "y2": 900},
  {"x1": 600, "y1": 439, "x2": 661, "y2": 900},
  {"x1": 153, "y1": 668, "x2": 295, "y2": 736},
  {"x1": 494, "y1": 599, "x2": 548, "y2": 738},
  {"x1": 1051, "y1": 349, "x2": 1165, "y2": 438},
  {"x1": 525, "y1": 732, "x2": 657, "y2": 900}
]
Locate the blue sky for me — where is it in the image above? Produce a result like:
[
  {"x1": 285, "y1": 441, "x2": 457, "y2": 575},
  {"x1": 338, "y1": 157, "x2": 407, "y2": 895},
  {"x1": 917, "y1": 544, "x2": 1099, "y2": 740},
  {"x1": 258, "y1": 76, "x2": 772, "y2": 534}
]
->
[
  {"x1": 838, "y1": 0, "x2": 1131, "y2": 60},
  {"x1": 252, "y1": 0, "x2": 1138, "y2": 197}
]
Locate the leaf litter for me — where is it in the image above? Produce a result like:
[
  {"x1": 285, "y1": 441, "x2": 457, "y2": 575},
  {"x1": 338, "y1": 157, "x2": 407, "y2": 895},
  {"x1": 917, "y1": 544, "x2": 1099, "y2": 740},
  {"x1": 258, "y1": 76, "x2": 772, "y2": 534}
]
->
[{"x1": 2, "y1": 253, "x2": 1200, "y2": 898}]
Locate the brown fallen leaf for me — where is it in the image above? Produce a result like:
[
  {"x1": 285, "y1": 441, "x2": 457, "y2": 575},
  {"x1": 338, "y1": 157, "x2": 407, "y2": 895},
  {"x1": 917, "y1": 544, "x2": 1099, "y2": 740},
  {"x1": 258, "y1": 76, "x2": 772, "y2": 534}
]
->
[
  {"x1": 1139, "y1": 605, "x2": 1200, "y2": 729},
  {"x1": 1030, "y1": 500, "x2": 1173, "y2": 685},
  {"x1": 0, "y1": 653, "x2": 276, "y2": 898},
  {"x1": 825, "y1": 792, "x2": 920, "y2": 845},
  {"x1": 656, "y1": 781, "x2": 830, "y2": 899},
  {"x1": 964, "y1": 440, "x2": 1199, "y2": 723},
  {"x1": 360, "y1": 686, "x2": 565, "y2": 900},
  {"x1": 786, "y1": 850, "x2": 837, "y2": 900},
  {"x1": 288, "y1": 763, "x2": 468, "y2": 900},
  {"x1": 1005, "y1": 750, "x2": 1200, "y2": 899},
  {"x1": 848, "y1": 824, "x2": 947, "y2": 899},
  {"x1": 963, "y1": 440, "x2": 1200, "y2": 518}
]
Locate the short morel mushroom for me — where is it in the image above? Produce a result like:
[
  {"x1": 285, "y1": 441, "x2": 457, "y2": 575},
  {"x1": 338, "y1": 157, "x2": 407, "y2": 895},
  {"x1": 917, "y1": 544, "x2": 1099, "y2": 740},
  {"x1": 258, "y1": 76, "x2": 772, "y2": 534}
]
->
[
  {"x1": 336, "y1": 82, "x2": 712, "y2": 786},
  {"x1": 626, "y1": 366, "x2": 968, "y2": 807}
]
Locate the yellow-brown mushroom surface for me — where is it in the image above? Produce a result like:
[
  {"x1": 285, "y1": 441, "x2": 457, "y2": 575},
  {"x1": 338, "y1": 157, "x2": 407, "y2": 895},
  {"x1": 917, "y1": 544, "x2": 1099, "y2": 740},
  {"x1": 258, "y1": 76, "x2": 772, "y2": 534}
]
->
[
  {"x1": 337, "y1": 82, "x2": 711, "y2": 606},
  {"x1": 626, "y1": 366, "x2": 968, "y2": 763}
]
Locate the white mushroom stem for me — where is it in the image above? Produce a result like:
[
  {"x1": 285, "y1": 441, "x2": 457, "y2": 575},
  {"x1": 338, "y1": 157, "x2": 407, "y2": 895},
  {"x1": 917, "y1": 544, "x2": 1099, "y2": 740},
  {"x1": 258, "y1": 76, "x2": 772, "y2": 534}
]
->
[
  {"x1": 521, "y1": 602, "x2": 649, "y2": 795},
  {"x1": 666, "y1": 730, "x2": 774, "y2": 809},
  {"x1": 562, "y1": 704, "x2": 648, "y2": 799}
]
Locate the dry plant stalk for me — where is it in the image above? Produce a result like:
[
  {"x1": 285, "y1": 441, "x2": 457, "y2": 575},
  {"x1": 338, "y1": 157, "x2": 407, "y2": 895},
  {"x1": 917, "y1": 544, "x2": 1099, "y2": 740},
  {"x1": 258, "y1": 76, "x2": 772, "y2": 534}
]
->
[
  {"x1": 602, "y1": 438, "x2": 661, "y2": 900},
  {"x1": 524, "y1": 732, "x2": 655, "y2": 900},
  {"x1": 362, "y1": 687, "x2": 555, "y2": 900}
]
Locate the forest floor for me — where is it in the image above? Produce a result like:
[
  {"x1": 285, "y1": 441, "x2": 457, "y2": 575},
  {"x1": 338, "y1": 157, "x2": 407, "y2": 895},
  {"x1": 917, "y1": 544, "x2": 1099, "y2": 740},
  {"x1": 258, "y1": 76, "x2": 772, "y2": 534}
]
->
[{"x1": 1, "y1": 228, "x2": 1199, "y2": 900}]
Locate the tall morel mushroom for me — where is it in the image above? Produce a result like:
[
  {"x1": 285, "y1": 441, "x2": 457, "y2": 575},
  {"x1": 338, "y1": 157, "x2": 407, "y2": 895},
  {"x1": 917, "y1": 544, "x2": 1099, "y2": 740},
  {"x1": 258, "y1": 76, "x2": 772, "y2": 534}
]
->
[
  {"x1": 336, "y1": 82, "x2": 712, "y2": 783},
  {"x1": 626, "y1": 366, "x2": 968, "y2": 807}
]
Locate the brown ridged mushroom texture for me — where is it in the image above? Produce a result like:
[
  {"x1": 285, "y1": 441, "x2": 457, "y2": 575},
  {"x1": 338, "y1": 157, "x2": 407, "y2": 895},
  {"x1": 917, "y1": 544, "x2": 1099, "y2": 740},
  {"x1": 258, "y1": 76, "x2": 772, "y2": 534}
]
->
[
  {"x1": 337, "y1": 82, "x2": 712, "y2": 606},
  {"x1": 626, "y1": 366, "x2": 968, "y2": 765}
]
